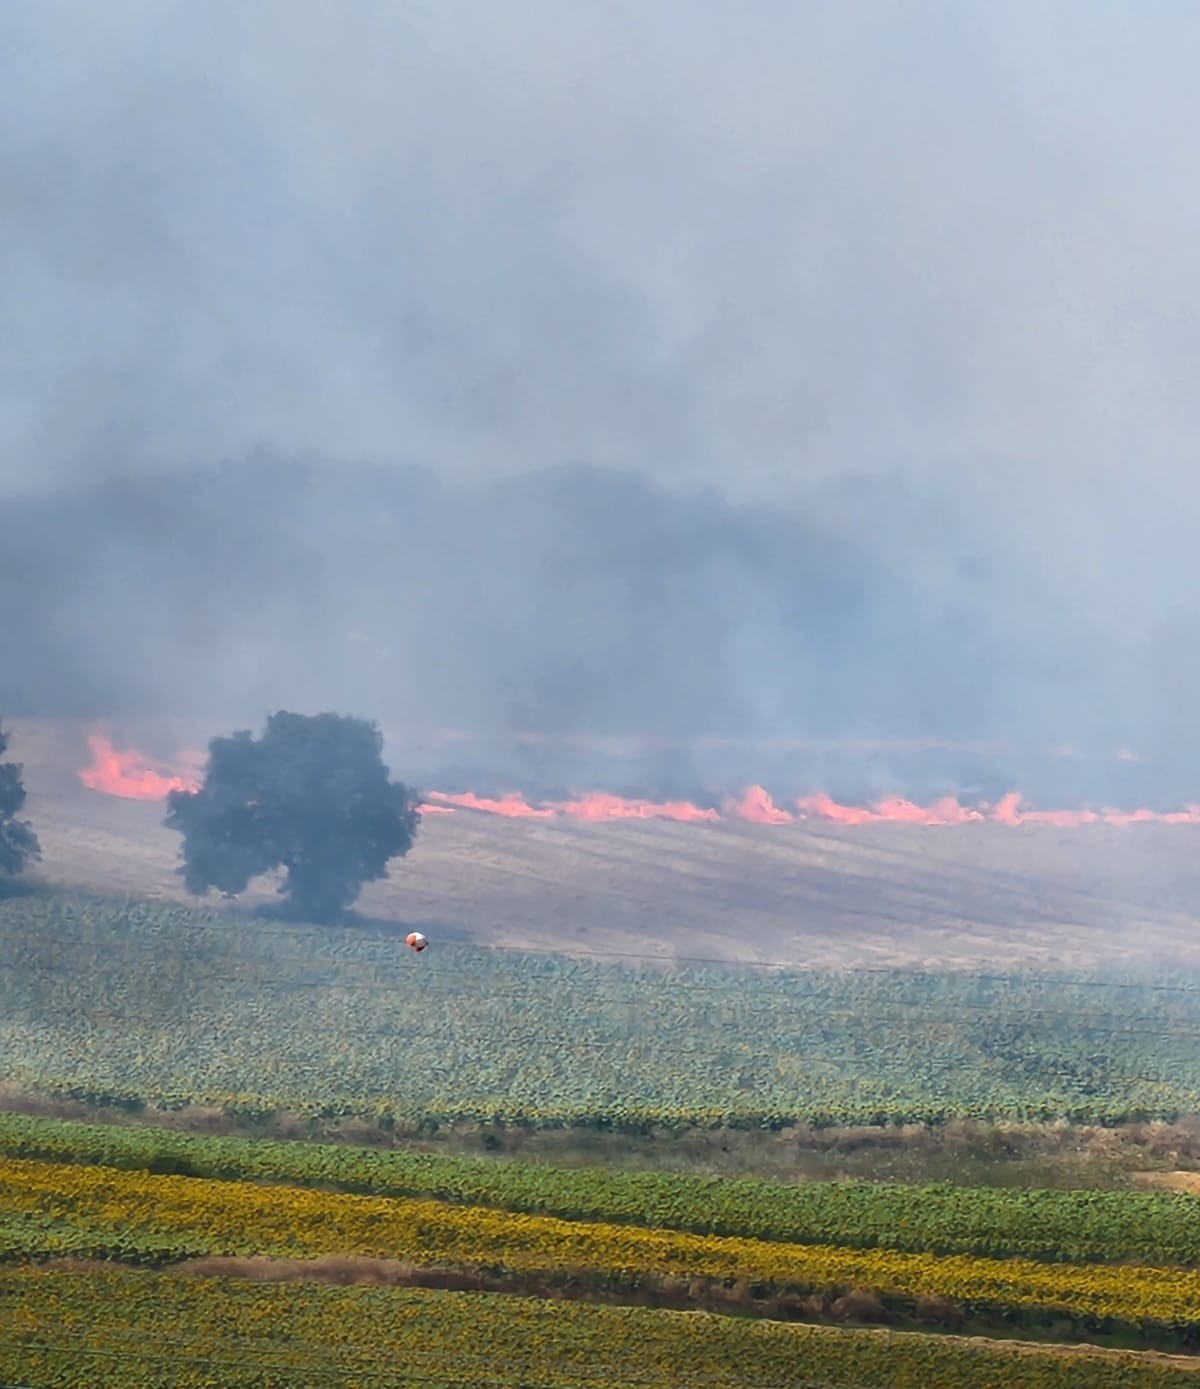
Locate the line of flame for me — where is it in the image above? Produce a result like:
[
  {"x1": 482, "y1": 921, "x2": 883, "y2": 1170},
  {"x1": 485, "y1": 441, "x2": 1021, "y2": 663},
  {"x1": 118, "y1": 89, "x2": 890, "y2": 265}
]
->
[
  {"x1": 77, "y1": 732, "x2": 204, "y2": 801},
  {"x1": 75, "y1": 734, "x2": 1200, "y2": 826}
]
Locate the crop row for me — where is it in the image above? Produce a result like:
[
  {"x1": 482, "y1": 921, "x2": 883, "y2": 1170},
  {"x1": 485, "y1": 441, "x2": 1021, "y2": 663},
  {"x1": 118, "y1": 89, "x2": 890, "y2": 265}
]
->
[
  {"x1": 2, "y1": 1111, "x2": 1199, "y2": 1267},
  {"x1": 3, "y1": 1155, "x2": 1200, "y2": 1331},
  {"x1": 3, "y1": 889, "x2": 1200, "y2": 1127},
  {"x1": 6, "y1": 1266, "x2": 1196, "y2": 1389}
]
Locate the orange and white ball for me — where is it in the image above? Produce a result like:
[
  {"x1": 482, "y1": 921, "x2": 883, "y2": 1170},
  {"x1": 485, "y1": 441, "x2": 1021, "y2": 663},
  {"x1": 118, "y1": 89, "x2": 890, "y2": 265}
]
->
[{"x1": 405, "y1": 931, "x2": 428, "y2": 952}]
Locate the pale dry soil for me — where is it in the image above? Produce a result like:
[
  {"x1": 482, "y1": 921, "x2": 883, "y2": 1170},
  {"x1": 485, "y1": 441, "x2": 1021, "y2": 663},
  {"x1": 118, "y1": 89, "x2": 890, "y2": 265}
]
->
[
  {"x1": 11, "y1": 717, "x2": 1200, "y2": 970},
  {"x1": 1134, "y1": 1171, "x2": 1200, "y2": 1194}
]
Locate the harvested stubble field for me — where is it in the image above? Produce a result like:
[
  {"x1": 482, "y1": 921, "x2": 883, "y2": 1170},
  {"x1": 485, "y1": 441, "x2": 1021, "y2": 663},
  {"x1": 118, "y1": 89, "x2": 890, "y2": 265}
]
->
[{"x1": 13, "y1": 716, "x2": 1200, "y2": 971}]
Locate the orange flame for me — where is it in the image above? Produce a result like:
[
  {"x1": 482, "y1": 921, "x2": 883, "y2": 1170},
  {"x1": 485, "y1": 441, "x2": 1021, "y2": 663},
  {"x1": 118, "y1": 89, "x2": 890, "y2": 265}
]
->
[
  {"x1": 547, "y1": 792, "x2": 719, "y2": 823},
  {"x1": 78, "y1": 732, "x2": 202, "y2": 801},
  {"x1": 75, "y1": 730, "x2": 1200, "y2": 828},
  {"x1": 792, "y1": 790, "x2": 1200, "y2": 828},
  {"x1": 424, "y1": 790, "x2": 556, "y2": 819},
  {"x1": 724, "y1": 785, "x2": 794, "y2": 824},
  {"x1": 873, "y1": 794, "x2": 985, "y2": 826},
  {"x1": 791, "y1": 792, "x2": 978, "y2": 825},
  {"x1": 986, "y1": 791, "x2": 1100, "y2": 826},
  {"x1": 793, "y1": 791, "x2": 883, "y2": 826},
  {"x1": 795, "y1": 789, "x2": 1091, "y2": 826}
]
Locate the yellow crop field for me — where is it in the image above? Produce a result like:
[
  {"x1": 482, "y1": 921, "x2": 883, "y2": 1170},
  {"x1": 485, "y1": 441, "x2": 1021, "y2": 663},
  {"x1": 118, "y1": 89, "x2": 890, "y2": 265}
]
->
[
  {"x1": 3, "y1": 1156, "x2": 1200, "y2": 1330},
  {"x1": 2, "y1": 1265, "x2": 1197, "y2": 1388}
]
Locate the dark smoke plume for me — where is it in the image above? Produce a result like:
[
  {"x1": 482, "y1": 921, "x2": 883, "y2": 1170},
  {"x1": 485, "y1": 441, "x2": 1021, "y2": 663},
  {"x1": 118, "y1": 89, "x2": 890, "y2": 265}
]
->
[
  {"x1": 5, "y1": 5, "x2": 1200, "y2": 807},
  {"x1": 0, "y1": 458, "x2": 980, "y2": 729},
  {"x1": 0, "y1": 457, "x2": 1187, "y2": 808}
]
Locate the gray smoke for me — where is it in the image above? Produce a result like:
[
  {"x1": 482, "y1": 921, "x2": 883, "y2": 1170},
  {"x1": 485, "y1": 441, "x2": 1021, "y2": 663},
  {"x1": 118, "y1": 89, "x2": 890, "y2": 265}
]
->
[{"x1": 4, "y1": 3, "x2": 1200, "y2": 804}]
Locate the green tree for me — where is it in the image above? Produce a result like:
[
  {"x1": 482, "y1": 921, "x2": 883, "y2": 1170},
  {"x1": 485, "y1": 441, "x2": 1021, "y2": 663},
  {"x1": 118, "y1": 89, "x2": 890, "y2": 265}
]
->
[
  {"x1": 164, "y1": 711, "x2": 420, "y2": 922},
  {"x1": 0, "y1": 722, "x2": 41, "y2": 879}
]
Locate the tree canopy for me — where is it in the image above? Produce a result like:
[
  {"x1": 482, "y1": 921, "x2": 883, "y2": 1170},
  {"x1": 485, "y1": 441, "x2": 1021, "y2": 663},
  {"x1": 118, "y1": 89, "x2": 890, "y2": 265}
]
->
[
  {"x1": 164, "y1": 711, "x2": 421, "y2": 922},
  {"x1": 0, "y1": 723, "x2": 41, "y2": 878}
]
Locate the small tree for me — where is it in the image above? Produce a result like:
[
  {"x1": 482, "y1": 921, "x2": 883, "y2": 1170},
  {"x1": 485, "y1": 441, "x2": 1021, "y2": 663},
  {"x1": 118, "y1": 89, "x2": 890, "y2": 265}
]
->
[
  {"x1": 0, "y1": 722, "x2": 41, "y2": 879},
  {"x1": 164, "y1": 711, "x2": 421, "y2": 922}
]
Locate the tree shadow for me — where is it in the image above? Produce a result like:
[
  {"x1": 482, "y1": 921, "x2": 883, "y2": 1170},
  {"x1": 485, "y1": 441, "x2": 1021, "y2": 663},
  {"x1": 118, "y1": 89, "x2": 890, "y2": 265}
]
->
[{"x1": 247, "y1": 899, "x2": 468, "y2": 941}]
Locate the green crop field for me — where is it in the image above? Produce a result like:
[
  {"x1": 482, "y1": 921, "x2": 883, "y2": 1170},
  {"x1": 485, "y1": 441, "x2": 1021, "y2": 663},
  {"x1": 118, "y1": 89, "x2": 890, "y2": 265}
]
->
[
  {"x1": 5, "y1": 890, "x2": 1200, "y2": 1381},
  {"x1": 2, "y1": 889, "x2": 1199, "y2": 1128},
  {"x1": 6, "y1": 1150, "x2": 1200, "y2": 1346},
  {"x1": 4, "y1": 1111, "x2": 1200, "y2": 1266},
  {"x1": 8, "y1": 1133, "x2": 1200, "y2": 1347}
]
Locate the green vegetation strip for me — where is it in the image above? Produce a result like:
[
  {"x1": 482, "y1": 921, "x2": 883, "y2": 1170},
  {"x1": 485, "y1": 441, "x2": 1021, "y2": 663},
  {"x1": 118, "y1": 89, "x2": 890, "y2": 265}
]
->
[
  {"x1": 5, "y1": 889, "x2": 1200, "y2": 1128},
  {"x1": 3, "y1": 1265, "x2": 1198, "y2": 1389},
  {"x1": 2, "y1": 1111, "x2": 1200, "y2": 1267}
]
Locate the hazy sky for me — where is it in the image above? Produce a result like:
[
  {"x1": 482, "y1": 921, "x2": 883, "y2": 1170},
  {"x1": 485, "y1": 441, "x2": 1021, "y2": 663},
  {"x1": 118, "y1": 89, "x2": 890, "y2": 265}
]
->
[
  {"x1": 5, "y1": 2, "x2": 1198, "y2": 501},
  {"x1": 4, "y1": 3, "x2": 1200, "y2": 795}
]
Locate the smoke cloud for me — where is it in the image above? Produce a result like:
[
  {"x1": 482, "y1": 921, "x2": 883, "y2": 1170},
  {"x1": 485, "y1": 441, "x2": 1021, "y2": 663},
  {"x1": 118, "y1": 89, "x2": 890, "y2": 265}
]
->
[{"x1": 3, "y1": 3, "x2": 1200, "y2": 804}]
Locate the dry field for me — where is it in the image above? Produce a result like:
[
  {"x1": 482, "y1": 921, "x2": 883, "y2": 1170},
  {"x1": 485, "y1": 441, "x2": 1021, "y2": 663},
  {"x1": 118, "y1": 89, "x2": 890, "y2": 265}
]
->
[{"x1": 10, "y1": 717, "x2": 1200, "y2": 971}]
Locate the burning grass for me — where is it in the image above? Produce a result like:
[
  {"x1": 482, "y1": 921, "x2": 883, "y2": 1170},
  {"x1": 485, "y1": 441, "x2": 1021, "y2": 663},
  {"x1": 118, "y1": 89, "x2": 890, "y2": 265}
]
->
[
  {"x1": 17, "y1": 716, "x2": 1200, "y2": 972},
  {"x1": 75, "y1": 727, "x2": 1200, "y2": 826}
]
